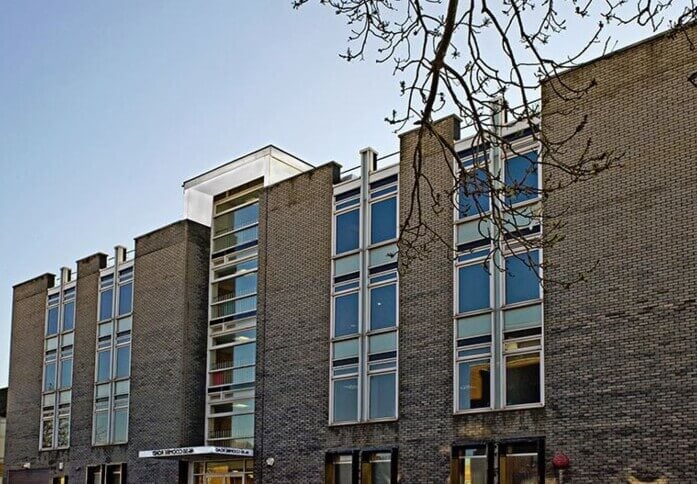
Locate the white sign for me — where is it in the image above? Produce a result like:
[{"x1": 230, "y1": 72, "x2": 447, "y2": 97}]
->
[{"x1": 139, "y1": 446, "x2": 253, "y2": 459}]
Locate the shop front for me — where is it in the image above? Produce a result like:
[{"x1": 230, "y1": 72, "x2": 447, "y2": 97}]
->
[{"x1": 139, "y1": 446, "x2": 254, "y2": 484}]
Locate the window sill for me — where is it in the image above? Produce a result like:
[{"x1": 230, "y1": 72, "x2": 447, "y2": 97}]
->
[
  {"x1": 454, "y1": 403, "x2": 544, "y2": 416},
  {"x1": 328, "y1": 417, "x2": 398, "y2": 427}
]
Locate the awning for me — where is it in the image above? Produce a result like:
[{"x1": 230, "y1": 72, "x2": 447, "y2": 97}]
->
[{"x1": 138, "y1": 446, "x2": 253, "y2": 460}]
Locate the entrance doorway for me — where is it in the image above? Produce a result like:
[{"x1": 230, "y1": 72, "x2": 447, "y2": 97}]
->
[{"x1": 191, "y1": 459, "x2": 254, "y2": 484}]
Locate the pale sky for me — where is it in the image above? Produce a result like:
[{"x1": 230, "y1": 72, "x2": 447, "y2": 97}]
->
[{"x1": 0, "y1": 1, "x2": 682, "y2": 387}]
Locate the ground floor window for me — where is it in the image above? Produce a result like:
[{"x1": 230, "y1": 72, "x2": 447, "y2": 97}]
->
[
  {"x1": 86, "y1": 463, "x2": 126, "y2": 484},
  {"x1": 191, "y1": 459, "x2": 254, "y2": 484},
  {"x1": 326, "y1": 448, "x2": 397, "y2": 484},
  {"x1": 452, "y1": 439, "x2": 543, "y2": 484}
]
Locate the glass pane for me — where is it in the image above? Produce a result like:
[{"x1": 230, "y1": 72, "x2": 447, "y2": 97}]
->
[
  {"x1": 334, "y1": 463, "x2": 353, "y2": 484},
  {"x1": 505, "y1": 354, "x2": 541, "y2": 406},
  {"x1": 503, "y1": 304, "x2": 542, "y2": 331},
  {"x1": 100, "y1": 289, "x2": 113, "y2": 321},
  {"x1": 459, "y1": 167, "x2": 490, "y2": 218},
  {"x1": 117, "y1": 316, "x2": 132, "y2": 333},
  {"x1": 458, "y1": 360, "x2": 491, "y2": 410},
  {"x1": 500, "y1": 454, "x2": 538, "y2": 484},
  {"x1": 118, "y1": 283, "x2": 133, "y2": 316},
  {"x1": 505, "y1": 252, "x2": 540, "y2": 305},
  {"x1": 370, "y1": 197, "x2": 397, "y2": 244},
  {"x1": 57, "y1": 415, "x2": 70, "y2": 447},
  {"x1": 213, "y1": 273, "x2": 257, "y2": 302},
  {"x1": 63, "y1": 301, "x2": 75, "y2": 331},
  {"x1": 334, "y1": 292, "x2": 359, "y2": 337},
  {"x1": 333, "y1": 339, "x2": 359, "y2": 360},
  {"x1": 214, "y1": 258, "x2": 258, "y2": 280},
  {"x1": 370, "y1": 284, "x2": 396, "y2": 330},
  {"x1": 369, "y1": 243, "x2": 398, "y2": 267},
  {"x1": 457, "y1": 218, "x2": 491, "y2": 246},
  {"x1": 214, "y1": 202, "x2": 259, "y2": 235},
  {"x1": 233, "y1": 366, "x2": 256, "y2": 385},
  {"x1": 99, "y1": 321, "x2": 113, "y2": 338},
  {"x1": 94, "y1": 412, "x2": 109, "y2": 444},
  {"x1": 44, "y1": 362, "x2": 57, "y2": 391},
  {"x1": 115, "y1": 346, "x2": 131, "y2": 378},
  {"x1": 458, "y1": 264, "x2": 490, "y2": 313},
  {"x1": 231, "y1": 413, "x2": 254, "y2": 438},
  {"x1": 97, "y1": 350, "x2": 111, "y2": 382},
  {"x1": 336, "y1": 209, "x2": 360, "y2": 254},
  {"x1": 505, "y1": 151, "x2": 539, "y2": 205},
  {"x1": 369, "y1": 332, "x2": 396, "y2": 354},
  {"x1": 333, "y1": 378, "x2": 358, "y2": 422},
  {"x1": 211, "y1": 295, "x2": 257, "y2": 319},
  {"x1": 61, "y1": 332, "x2": 74, "y2": 347},
  {"x1": 46, "y1": 336, "x2": 58, "y2": 351},
  {"x1": 42, "y1": 418, "x2": 54, "y2": 447},
  {"x1": 372, "y1": 460, "x2": 392, "y2": 484},
  {"x1": 113, "y1": 408, "x2": 128, "y2": 443},
  {"x1": 234, "y1": 343, "x2": 256, "y2": 367},
  {"x1": 457, "y1": 313, "x2": 491, "y2": 339},
  {"x1": 59, "y1": 358, "x2": 73, "y2": 388},
  {"x1": 334, "y1": 253, "x2": 360, "y2": 277},
  {"x1": 47, "y1": 307, "x2": 59, "y2": 335},
  {"x1": 213, "y1": 225, "x2": 259, "y2": 252},
  {"x1": 460, "y1": 456, "x2": 488, "y2": 484},
  {"x1": 369, "y1": 373, "x2": 396, "y2": 419}
]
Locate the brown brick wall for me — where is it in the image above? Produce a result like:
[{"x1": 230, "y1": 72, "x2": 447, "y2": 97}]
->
[{"x1": 541, "y1": 24, "x2": 697, "y2": 482}]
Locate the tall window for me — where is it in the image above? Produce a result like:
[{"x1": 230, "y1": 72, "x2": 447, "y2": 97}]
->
[
  {"x1": 331, "y1": 173, "x2": 399, "y2": 424},
  {"x1": 41, "y1": 283, "x2": 75, "y2": 450},
  {"x1": 454, "y1": 147, "x2": 542, "y2": 413},
  {"x1": 207, "y1": 183, "x2": 261, "y2": 450},
  {"x1": 93, "y1": 265, "x2": 132, "y2": 445}
]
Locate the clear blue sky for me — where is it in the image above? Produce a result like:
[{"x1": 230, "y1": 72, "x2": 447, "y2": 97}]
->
[{"x1": 0, "y1": 1, "x2": 680, "y2": 387}]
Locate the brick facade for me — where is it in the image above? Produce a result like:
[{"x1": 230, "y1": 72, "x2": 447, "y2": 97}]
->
[
  {"x1": 4, "y1": 220, "x2": 210, "y2": 483},
  {"x1": 541, "y1": 24, "x2": 697, "y2": 482}
]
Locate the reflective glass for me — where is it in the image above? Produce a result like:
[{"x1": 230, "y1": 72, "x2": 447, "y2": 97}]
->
[
  {"x1": 370, "y1": 284, "x2": 396, "y2": 330},
  {"x1": 333, "y1": 378, "x2": 358, "y2": 422},
  {"x1": 458, "y1": 360, "x2": 490, "y2": 410},
  {"x1": 97, "y1": 350, "x2": 111, "y2": 382},
  {"x1": 505, "y1": 152, "x2": 539, "y2": 205},
  {"x1": 459, "y1": 167, "x2": 490, "y2": 218},
  {"x1": 118, "y1": 283, "x2": 133, "y2": 316},
  {"x1": 233, "y1": 343, "x2": 256, "y2": 367},
  {"x1": 369, "y1": 373, "x2": 396, "y2": 419},
  {"x1": 63, "y1": 301, "x2": 75, "y2": 331},
  {"x1": 94, "y1": 412, "x2": 109, "y2": 444},
  {"x1": 44, "y1": 362, "x2": 57, "y2": 391},
  {"x1": 370, "y1": 197, "x2": 397, "y2": 244},
  {"x1": 460, "y1": 456, "x2": 488, "y2": 484},
  {"x1": 505, "y1": 251, "x2": 540, "y2": 305},
  {"x1": 499, "y1": 454, "x2": 538, "y2": 484},
  {"x1": 115, "y1": 346, "x2": 131, "y2": 378},
  {"x1": 112, "y1": 408, "x2": 128, "y2": 443},
  {"x1": 334, "y1": 292, "x2": 359, "y2": 337},
  {"x1": 47, "y1": 307, "x2": 59, "y2": 335},
  {"x1": 100, "y1": 289, "x2": 113, "y2": 321},
  {"x1": 336, "y1": 210, "x2": 360, "y2": 254},
  {"x1": 458, "y1": 264, "x2": 490, "y2": 313},
  {"x1": 59, "y1": 358, "x2": 73, "y2": 388}
]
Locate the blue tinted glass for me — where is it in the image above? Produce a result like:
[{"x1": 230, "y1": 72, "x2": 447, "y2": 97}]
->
[
  {"x1": 458, "y1": 264, "x2": 490, "y2": 313},
  {"x1": 44, "y1": 362, "x2": 56, "y2": 391},
  {"x1": 118, "y1": 283, "x2": 132, "y2": 316},
  {"x1": 115, "y1": 346, "x2": 131, "y2": 378},
  {"x1": 336, "y1": 210, "x2": 360, "y2": 254},
  {"x1": 458, "y1": 168, "x2": 490, "y2": 218},
  {"x1": 333, "y1": 378, "x2": 358, "y2": 422},
  {"x1": 234, "y1": 343, "x2": 256, "y2": 367},
  {"x1": 97, "y1": 350, "x2": 111, "y2": 382},
  {"x1": 46, "y1": 307, "x2": 59, "y2": 335},
  {"x1": 100, "y1": 289, "x2": 113, "y2": 321},
  {"x1": 63, "y1": 302, "x2": 75, "y2": 331},
  {"x1": 505, "y1": 152, "x2": 539, "y2": 205},
  {"x1": 369, "y1": 372, "x2": 396, "y2": 419},
  {"x1": 60, "y1": 358, "x2": 73, "y2": 388},
  {"x1": 370, "y1": 284, "x2": 396, "y2": 330},
  {"x1": 334, "y1": 293, "x2": 359, "y2": 337},
  {"x1": 370, "y1": 197, "x2": 397, "y2": 244},
  {"x1": 505, "y1": 251, "x2": 541, "y2": 304}
]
